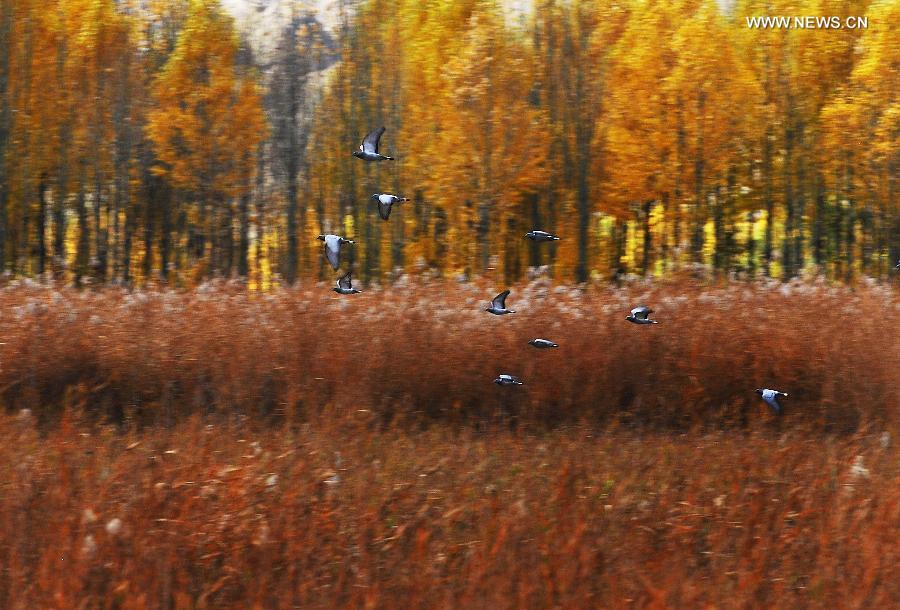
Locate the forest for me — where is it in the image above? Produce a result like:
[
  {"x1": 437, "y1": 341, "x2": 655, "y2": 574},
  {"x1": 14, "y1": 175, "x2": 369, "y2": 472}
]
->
[
  {"x1": 1, "y1": 2, "x2": 898, "y2": 606},
  {"x1": 0, "y1": 0, "x2": 896, "y2": 288}
]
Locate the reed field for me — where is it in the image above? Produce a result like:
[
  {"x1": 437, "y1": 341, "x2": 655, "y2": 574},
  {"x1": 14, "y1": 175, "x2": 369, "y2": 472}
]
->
[{"x1": 0, "y1": 279, "x2": 897, "y2": 607}]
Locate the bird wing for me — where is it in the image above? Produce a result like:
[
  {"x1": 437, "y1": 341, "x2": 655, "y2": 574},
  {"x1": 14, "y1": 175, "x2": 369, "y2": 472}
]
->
[
  {"x1": 324, "y1": 235, "x2": 341, "y2": 270},
  {"x1": 492, "y1": 290, "x2": 510, "y2": 309},
  {"x1": 631, "y1": 306, "x2": 652, "y2": 319},
  {"x1": 763, "y1": 395, "x2": 782, "y2": 414},
  {"x1": 376, "y1": 200, "x2": 392, "y2": 220},
  {"x1": 361, "y1": 127, "x2": 386, "y2": 154},
  {"x1": 337, "y1": 272, "x2": 352, "y2": 290}
]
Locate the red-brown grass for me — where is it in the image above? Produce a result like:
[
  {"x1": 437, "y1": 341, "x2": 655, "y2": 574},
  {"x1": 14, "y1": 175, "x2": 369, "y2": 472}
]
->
[
  {"x1": 0, "y1": 279, "x2": 897, "y2": 607},
  {"x1": 0, "y1": 278, "x2": 896, "y2": 431},
  {"x1": 0, "y1": 414, "x2": 896, "y2": 607}
]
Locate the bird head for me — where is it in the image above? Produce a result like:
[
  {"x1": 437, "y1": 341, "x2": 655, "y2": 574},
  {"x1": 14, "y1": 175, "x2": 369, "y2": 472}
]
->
[
  {"x1": 625, "y1": 315, "x2": 633, "y2": 321},
  {"x1": 524, "y1": 232, "x2": 534, "y2": 240},
  {"x1": 528, "y1": 339, "x2": 536, "y2": 346},
  {"x1": 493, "y1": 378, "x2": 502, "y2": 385},
  {"x1": 754, "y1": 389, "x2": 764, "y2": 396},
  {"x1": 316, "y1": 234, "x2": 325, "y2": 241},
  {"x1": 370, "y1": 193, "x2": 380, "y2": 200},
  {"x1": 352, "y1": 151, "x2": 363, "y2": 159}
]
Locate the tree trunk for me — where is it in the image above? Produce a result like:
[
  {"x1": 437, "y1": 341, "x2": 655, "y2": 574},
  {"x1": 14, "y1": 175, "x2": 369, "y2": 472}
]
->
[
  {"x1": 746, "y1": 211, "x2": 756, "y2": 277},
  {"x1": 238, "y1": 189, "x2": 250, "y2": 278},
  {"x1": 813, "y1": 171, "x2": 825, "y2": 267},
  {"x1": 641, "y1": 200, "x2": 652, "y2": 276},
  {"x1": 529, "y1": 193, "x2": 541, "y2": 269},
  {"x1": 122, "y1": 186, "x2": 134, "y2": 285},
  {"x1": 659, "y1": 193, "x2": 669, "y2": 272},
  {"x1": 142, "y1": 174, "x2": 154, "y2": 283},
  {"x1": 37, "y1": 173, "x2": 47, "y2": 276},
  {"x1": 794, "y1": 124, "x2": 806, "y2": 274},
  {"x1": 255, "y1": 143, "x2": 265, "y2": 285},
  {"x1": 75, "y1": 163, "x2": 89, "y2": 287},
  {"x1": 713, "y1": 186, "x2": 725, "y2": 272},
  {"x1": 832, "y1": 197, "x2": 843, "y2": 279},
  {"x1": 781, "y1": 118, "x2": 795, "y2": 279},
  {"x1": 722, "y1": 166, "x2": 737, "y2": 273},
  {"x1": 93, "y1": 156, "x2": 106, "y2": 281},
  {"x1": 111, "y1": 46, "x2": 131, "y2": 283},
  {"x1": 160, "y1": 192, "x2": 172, "y2": 281},
  {"x1": 691, "y1": 90, "x2": 706, "y2": 263},
  {"x1": 93, "y1": 70, "x2": 107, "y2": 281},
  {"x1": 0, "y1": 0, "x2": 10, "y2": 273},
  {"x1": 763, "y1": 125, "x2": 774, "y2": 276},
  {"x1": 674, "y1": 95, "x2": 686, "y2": 270},
  {"x1": 612, "y1": 218, "x2": 627, "y2": 282},
  {"x1": 53, "y1": 18, "x2": 69, "y2": 280},
  {"x1": 844, "y1": 151, "x2": 855, "y2": 281},
  {"x1": 223, "y1": 196, "x2": 234, "y2": 277}
]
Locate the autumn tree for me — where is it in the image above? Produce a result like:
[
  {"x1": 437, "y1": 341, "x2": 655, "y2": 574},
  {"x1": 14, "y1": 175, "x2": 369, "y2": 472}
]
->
[{"x1": 146, "y1": 0, "x2": 265, "y2": 280}]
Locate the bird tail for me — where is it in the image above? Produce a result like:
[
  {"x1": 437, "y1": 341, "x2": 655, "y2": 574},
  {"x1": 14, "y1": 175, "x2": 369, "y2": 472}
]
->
[
  {"x1": 552, "y1": 237, "x2": 561, "y2": 240},
  {"x1": 385, "y1": 156, "x2": 395, "y2": 160}
]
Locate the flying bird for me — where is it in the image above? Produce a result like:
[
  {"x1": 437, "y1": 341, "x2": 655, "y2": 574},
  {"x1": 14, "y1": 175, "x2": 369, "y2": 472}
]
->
[
  {"x1": 352, "y1": 127, "x2": 394, "y2": 161},
  {"x1": 332, "y1": 271, "x2": 361, "y2": 295},
  {"x1": 371, "y1": 193, "x2": 409, "y2": 220},
  {"x1": 626, "y1": 306, "x2": 658, "y2": 324},
  {"x1": 525, "y1": 230, "x2": 560, "y2": 242},
  {"x1": 755, "y1": 388, "x2": 788, "y2": 415},
  {"x1": 485, "y1": 290, "x2": 515, "y2": 315},
  {"x1": 895, "y1": 259, "x2": 900, "y2": 269},
  {"x1": 528, "y1": 339, "x2": 559, "y2": 349},
  {"x1": 494, "y1": 374, "x2": 524, "y2": 386},
  {"x1": 317, "y1": 234, "x2": 355, "y2": 270}
]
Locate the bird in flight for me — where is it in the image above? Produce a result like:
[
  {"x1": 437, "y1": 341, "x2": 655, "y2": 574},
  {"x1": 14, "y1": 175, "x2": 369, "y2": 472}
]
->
[
  {"x1": 353, "y1": 127, "x2": 394, "y2": 161},
  {"x1": 316, "y1": 234, "x2": 355, "y2": 271},
  {"x1": 371, "y1": 193, "x2": 409, "y2": 220},
  {"x1": 485, "y1": 290, "x2": 515, "y2": 315},
  {"x1": 525, "y1": 230, "x2": 560, "y2": 242},
  {"x1": 528, "y1": 339, "x2": 559, "y2": 349},
  {"x1": 332, "y1": 271, "x2": 361, "y2": 295},
  {"x1": 494, "y1": 374, "x2": 524, "y2": 386},
  {"x1": 626, "y1": 306, "x2": 658, "y2": 324},
  {"x1": 755, "y1": 388, "x2": 788, "y2": 415}
]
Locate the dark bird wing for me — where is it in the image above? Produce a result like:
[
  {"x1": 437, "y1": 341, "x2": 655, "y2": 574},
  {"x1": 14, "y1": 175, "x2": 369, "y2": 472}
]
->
[
  {"x1": 631, "y1": 306, "x2": 652, "y2": 320},
  {"x1": 376, "y1": 199, "x2": 392, "y2": 220},
  {"x1": 324, "y1": 235, "x2": 341, "y2": 270},
  {"x1": 492, "y1": 290, "x2": 510, "y2": 309},
  {"x1": 763, "y1": 395, "x2": 782, "y2": 414},
  {"x1": 361, "y1": 127, "x2": 386, "y2": 154},
  {"x1": 337, "y1": 272, "x2": 352, "y2": 290}
]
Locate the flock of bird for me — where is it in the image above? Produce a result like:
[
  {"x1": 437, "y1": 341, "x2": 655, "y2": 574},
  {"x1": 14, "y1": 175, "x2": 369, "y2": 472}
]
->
[{"x1": 310, "y1": 125, "x2": 899, "y2": 418}]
